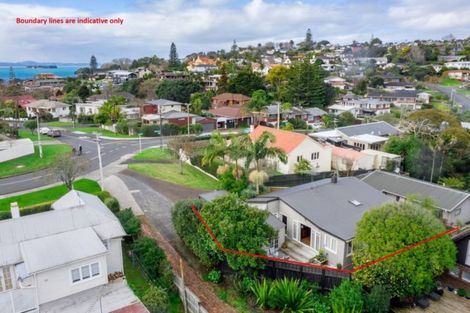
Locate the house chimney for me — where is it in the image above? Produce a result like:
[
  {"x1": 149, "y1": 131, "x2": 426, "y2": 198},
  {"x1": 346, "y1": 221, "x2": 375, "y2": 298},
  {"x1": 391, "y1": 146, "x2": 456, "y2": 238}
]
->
[
  {"x1": 331, "y1": 172, "x2": 338, "y2": 184},
  {"x1": 10, "y1": 202, "x2": 20, "y2": 219}
]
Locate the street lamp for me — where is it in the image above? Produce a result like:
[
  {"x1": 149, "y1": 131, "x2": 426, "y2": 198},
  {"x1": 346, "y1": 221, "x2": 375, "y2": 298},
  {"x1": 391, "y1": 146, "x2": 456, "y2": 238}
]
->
[
  {"x1": 95, "y1": 134, "x2": 104, "y2": 190},
  {"x1": 36, "y1": 113, "x2": 43, "y2": 159}
]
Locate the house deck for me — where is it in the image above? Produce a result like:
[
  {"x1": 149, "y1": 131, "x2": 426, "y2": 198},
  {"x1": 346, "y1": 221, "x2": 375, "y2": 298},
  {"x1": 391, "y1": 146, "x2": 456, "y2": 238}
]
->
[
  {"x1": 393, "y1": 289, "x2": 470, "y2": 313},
  {"x1": 281, "y1": 238, "x2": 316, "y2": 263}
]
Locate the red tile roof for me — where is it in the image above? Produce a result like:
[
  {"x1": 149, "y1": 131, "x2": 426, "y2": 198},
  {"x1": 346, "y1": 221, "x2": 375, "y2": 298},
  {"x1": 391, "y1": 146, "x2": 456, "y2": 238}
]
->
[
  {"x1": 1, "y1": 95, "x2": 36, "y2": 108},
  {"x1": 208, "y1": 106, "x2": 249, "y2": 118},
  {"x1": 249, "y1": 125, "x2": 307, "y2": 154},
  {"x1": 212, "y1": 93, "x2": 250, "y2": 102}
]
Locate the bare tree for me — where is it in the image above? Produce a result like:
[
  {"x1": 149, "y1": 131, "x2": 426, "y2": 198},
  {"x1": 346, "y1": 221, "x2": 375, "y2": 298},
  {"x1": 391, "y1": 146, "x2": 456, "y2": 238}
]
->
[
  {"x1": 51, "y1": 155, "x2": 90, "y2": 190},
  {"x1": 168, "y1": 136, "x2": 195, "y2": 175}
]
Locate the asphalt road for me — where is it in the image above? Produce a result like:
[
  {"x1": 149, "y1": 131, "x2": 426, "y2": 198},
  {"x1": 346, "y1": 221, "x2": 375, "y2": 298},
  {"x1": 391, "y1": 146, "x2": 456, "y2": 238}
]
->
[
  {"x1": 0, "y1": 131, "x2": 167, "y2": 195},
  {"x1": 428, "y1": 84, "x2": 470, "y2": 112}
]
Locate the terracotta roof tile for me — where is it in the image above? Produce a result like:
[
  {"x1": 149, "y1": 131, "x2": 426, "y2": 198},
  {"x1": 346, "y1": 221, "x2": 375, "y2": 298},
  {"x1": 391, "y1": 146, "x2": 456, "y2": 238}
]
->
[{"x1": 249, "y1": 125, "x2": 307, "y2": 154}]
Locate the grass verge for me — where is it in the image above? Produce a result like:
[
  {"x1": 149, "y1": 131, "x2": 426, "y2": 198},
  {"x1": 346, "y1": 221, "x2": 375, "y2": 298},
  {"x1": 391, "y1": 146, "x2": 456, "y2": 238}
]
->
[
  {"x1": 440, "y1": 78, "x2": 462, "y2": 87},
  {"x1": 18, "y1": 130, "x2": 53, "y2": 141},
  {"x1": 133, "y1": 148, "x2": 175, "y2": 161},
  {"x1": 74, "y1": 127, "x2": 138, "y2": 138},
  {"x1": 128, "y1": 163, "x2": 220, "y2": 190},
  {"x1": 0, "y1": 144, "x2": 71, "y2": 178},
  {"x1": 0, "y1": 178, "x2": 100, "y2": 211}
]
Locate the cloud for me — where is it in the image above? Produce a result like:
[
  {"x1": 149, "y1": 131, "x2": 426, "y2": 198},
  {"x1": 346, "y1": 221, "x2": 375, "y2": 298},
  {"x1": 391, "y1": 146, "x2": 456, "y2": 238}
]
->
[{"x1": 0, "y1": 0, "x2": 468, "y2": 62}]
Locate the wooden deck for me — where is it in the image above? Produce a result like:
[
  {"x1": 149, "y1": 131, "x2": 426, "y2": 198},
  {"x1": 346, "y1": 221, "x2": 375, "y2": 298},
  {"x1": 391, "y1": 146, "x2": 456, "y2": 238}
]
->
[{"x1": 394, "y1": 289, "x2": 470, "y2": 313}]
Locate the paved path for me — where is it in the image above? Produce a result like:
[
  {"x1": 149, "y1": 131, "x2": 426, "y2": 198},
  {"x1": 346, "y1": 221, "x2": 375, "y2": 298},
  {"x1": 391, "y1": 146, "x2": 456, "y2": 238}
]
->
[{"x1": 428, "y1": 84, "x2": 470, "y2": 111}]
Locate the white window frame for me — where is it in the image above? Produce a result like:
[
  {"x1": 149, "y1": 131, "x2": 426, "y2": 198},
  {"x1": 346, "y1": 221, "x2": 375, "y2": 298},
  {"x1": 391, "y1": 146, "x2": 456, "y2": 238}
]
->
[
  {"x1": 466, "y1": 241, "x2": 470, "y2": 266},
  {"x1": 346, "y1": 241, "x2": 353, "y2": 256},
  {"x1": 312, "y1": 231, "x2": 321, "y2": 252},
  {"x1": 324, "y1": 234, "x2": 337, "y2": 254},
  {"x1": 71, "y1": 262, "x2": 100, "y2": 284},
  {"x1": 292, "y1": 220, "x2": 300, "y2": 242}
]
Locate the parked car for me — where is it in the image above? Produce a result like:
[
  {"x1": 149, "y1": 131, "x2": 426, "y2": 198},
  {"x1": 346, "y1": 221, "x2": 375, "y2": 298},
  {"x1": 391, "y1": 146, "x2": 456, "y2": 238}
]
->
[
  {"x1": 39, "y1": 127, "x2": 50, "y2": 135},
  {"x1": 47, "y1": 129, "x2": 61, "y2": 137}
]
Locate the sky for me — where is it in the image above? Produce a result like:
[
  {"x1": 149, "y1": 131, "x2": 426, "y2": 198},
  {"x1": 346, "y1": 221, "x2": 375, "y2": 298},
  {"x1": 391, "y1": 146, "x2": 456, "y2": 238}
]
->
[{"x1": 0, "y1": 0, "x2": 469, "y2": 63}]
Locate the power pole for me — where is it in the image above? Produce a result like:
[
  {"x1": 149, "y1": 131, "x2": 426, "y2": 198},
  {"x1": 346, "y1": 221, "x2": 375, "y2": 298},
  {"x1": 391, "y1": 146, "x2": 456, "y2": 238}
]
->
[
  {"x1": 96, "y1": 134, "x2": 104, "y2": 190},
  {"x1": 36, "y1": 114, "x2": 43, "y2": 159}
]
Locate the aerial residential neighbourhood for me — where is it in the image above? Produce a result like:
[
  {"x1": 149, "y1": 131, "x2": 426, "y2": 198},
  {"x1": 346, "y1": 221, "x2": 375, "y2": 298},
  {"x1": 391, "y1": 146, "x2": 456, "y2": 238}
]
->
[{"x1": 2, "y1": 1, "x2": 470, "y2": 313}]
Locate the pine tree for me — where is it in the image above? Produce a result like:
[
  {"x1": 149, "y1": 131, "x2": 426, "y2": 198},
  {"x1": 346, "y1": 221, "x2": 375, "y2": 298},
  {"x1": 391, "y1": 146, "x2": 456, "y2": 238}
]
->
[
  {"x1": 89, "y1": 55, "x2": 98, "y2": 74},
  {"x1": 8, "y1": 66, "x2": 15, "y2": 82},
  {"x1": 303, "y1": 28, "x2": 314, "y2": 51},
  {"x1": 168, "y1": 42, "x2": 180, "y2": 69},
  {"x1": 231, "y1": 39, "x2": 238, "y2": 53}
]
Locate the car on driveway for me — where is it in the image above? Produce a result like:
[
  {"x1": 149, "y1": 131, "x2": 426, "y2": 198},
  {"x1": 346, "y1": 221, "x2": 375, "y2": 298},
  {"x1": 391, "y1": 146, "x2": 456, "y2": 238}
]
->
[
  {"x1": 47, "y1": 129, "x2": 61, "y2": 137},
  {"x1": 39, "y1": 127, "x2": 50, "y2": 135}
]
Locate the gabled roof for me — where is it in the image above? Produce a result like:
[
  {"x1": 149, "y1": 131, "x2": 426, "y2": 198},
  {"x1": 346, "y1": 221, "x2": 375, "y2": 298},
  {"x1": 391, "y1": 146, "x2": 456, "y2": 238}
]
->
[
  {"x1": 249, "y1": 125, "x2": 309, "y2": 154},
  {"x1": 20, "y1": 227, "x2": 106, "y2": 274},
  {"x1": 362, "y1": 171, "x2": 470, "y2": 212},
  {"x1": 0, "y1": 190, "x2": 125, "y2": 268},
  {"x1": 25, "y1": 99, "x2": 69, "y2": 109},
  {"x1": 337, "y1": 121, "x2": 400, "y2": 137},
  {"x1": 145, "y1": 99, "x2": 183, "y2": 106},
  {"x1": 250, "y1": 177, "x2": 390, "y2": 240}
]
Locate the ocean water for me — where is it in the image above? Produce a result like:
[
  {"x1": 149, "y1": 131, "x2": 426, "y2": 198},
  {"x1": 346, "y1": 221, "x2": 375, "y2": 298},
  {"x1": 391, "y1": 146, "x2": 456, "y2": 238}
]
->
[{"x1": 0, "y1": 66, "x2": 82, "y2": 81}]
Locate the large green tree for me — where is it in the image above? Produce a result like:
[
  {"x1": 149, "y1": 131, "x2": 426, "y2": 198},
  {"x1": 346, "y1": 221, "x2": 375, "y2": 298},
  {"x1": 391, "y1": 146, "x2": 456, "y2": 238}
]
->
[
  {"x1": 155, "y1": 79, "x2": 202, "y2": 103},
  {"x1": 353, "y1": 201, "x2": 456, "y2": 298},
  {"x1": 285, "y1": 60, "x2": 327, "y2": 107},
  {"x1": 168, "y1": 42, "x2": 180, "y2": 69},
  {"x1": 228, "y1": 69, "x2": 264, "y2": 96}
]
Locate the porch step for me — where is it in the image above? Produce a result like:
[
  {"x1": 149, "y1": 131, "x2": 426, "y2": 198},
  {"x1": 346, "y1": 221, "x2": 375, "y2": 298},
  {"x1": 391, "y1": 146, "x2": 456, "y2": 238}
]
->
[{"x1": 281, "y1": 240, "x2": 315, "y2": 263}]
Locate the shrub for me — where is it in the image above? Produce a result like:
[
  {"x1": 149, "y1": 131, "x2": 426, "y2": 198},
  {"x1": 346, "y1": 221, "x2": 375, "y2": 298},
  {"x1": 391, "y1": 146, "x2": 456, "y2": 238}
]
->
[
  {"x1": 142, "y1": 285, "x2": 169, "y2": 313},
  {"x1": 141, "y1": 125, "x2": 160, "y2": 137},
  {"x1": 116, "y1": 208, "x2": 141, "y2": 238},
  {"x1": 233, "y1": 275, "x2": 256, "y2": 296},
  {"x1": 132, "y1": 238, "x2": 173, "y2": 289},
  {"x1": 365, "y1": 285, "x2": 391, "y2": 313},
  {"x1": 96, "y1": 190, "x2": 112, "y2": 201},
  {"x1": 272, "y1": 278, "x2": 315, "y2": 312},
  {"x1": 77, "y1": 114, "x2": 95, "y2": 124},
  {"x1": 104, "y1": 197, "x2": 120, "y2": 213},
  {"x1": 251, "y1": 279, "x2": 275, "y2": 309},
  {"x1": 458, "y1": 288, "x2": 466, "y2": 297},
  {"x1": 115, "y1": 120, "x2": 129, "y2": 135},
  {"x1": 312, "y1": 295, "x2": 332, "y2": 313},
  {"x1": 218, "y1": 170, "x2": 248, "y2": 195},
  {"x1": 288, "y1": 118, "x2": 308, "y2": 129},
  {"x1": 0, "y1": 211, "x2": 11, "y2": 221},
  {"x1": 329, "y1": 281, "x2": 364, "y2": 313},
  {"x1": 203, "y1": 269, "x2": 222, "y2": 284}
]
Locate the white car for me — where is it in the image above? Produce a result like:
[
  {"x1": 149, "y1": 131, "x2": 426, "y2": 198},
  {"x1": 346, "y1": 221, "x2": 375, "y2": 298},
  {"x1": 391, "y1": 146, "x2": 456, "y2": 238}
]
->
[{"x1": 39, "y1": 127, "x2": 50, "y2": 135}]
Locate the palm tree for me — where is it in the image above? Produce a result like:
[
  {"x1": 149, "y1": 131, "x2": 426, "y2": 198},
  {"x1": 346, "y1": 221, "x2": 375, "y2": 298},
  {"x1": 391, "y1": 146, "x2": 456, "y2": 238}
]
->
[
  {"x1": 227, "y1": 134, "x2": 251, "y2": 179},
  {"x1": 245, "y1": 131, "x2": 287, "y2": 193},
  {"x1": 202, "y1": 131, "x2": 228, "y2": 168}
]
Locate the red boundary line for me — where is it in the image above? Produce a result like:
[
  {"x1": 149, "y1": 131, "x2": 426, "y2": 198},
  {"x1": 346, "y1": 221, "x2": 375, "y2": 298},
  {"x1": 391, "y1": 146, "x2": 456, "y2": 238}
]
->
[{"x1": 191, "y1": 205, "x2": 460, "y2": 274}]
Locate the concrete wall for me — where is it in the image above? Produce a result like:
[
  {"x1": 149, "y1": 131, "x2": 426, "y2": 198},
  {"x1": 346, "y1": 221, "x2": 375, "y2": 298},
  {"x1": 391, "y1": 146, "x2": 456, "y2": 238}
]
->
[
  {"x1": 0, "y1": 139, "x2": 34, "y2": 163},
  {"x1": 35, "y1": 255, "x2": 108, "y2": 305}
]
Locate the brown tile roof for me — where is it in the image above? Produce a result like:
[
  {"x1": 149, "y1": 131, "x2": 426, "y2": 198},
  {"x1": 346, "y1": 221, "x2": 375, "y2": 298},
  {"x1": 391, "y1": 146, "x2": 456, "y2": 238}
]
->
[
  {"x1": 212, "y1": 93, "x2": 250, "y2": 102},
  {"x1": 249, "y1": 125, "x2": 307, "y2": 154},
  {"x1": 208, "y1": 106, "x2": 249, "y2": 118}
]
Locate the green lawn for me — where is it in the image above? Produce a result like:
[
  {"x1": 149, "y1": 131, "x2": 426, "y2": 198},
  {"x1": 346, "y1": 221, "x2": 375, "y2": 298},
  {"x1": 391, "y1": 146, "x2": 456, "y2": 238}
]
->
[
  {"x1": 133, "y1": 148, "x2": 175, "y2": 161},
  {"x1": 457, "y1": 88, "x2": 470, "y2": 97},
  {"x1": 440, "y1": 78, "x2": 462, "y2": 87},
  {"x1": 73, "y1": 127, "x2": 138, "y2": 138},
  {"x1": 123, "y1": 244, "x2": 182, "y2": 313},
  {"x1": 44, "y1": 121, "x2": 74, "y2": 127},
  {"x1": 18, "y1": 130, "x2": 53, "y2": 141},
  {"x1": 0, "y1": 144, "x2": 71, "y2": 178},
  {"x1": 0, "y1": 179, "x2": 100, "y2": 211},
  {"x1": 431, "y1": 100, "x2": 451, "y2": 112},
  {"x1": 129, "y1": 163, "x2": 220, "y2": 190}
]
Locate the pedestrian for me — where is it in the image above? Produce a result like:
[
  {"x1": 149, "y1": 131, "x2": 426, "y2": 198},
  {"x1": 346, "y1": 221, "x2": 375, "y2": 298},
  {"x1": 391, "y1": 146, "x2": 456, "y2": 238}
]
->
[
  {"x1": 78, "y1": 145, "x2": 82, "y2": 155},
  {"x1": 72, "y1": 147, "x2": 76, "y2": 155}
]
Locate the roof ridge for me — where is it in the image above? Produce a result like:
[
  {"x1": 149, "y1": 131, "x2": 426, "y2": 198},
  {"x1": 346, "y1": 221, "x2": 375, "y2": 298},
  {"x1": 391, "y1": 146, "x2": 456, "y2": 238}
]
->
[{"x1": 375, "y1": 170, "x2": 469, "y2": 196}]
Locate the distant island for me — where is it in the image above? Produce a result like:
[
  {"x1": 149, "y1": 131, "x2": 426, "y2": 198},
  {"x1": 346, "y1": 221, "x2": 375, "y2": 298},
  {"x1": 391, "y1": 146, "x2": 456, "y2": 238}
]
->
[{"x1": 26, "y1": 65, "x2": 58, "y2": 69}]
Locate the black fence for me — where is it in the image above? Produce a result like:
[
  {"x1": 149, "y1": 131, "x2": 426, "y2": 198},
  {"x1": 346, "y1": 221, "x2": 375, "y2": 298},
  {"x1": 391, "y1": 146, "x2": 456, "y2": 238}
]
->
[
  {"x1": 266, "y1": 170, "x2": 371, "y2": 187},
  {"x1": 263, "y1": 260, "x2": 351, "y2": 290}
]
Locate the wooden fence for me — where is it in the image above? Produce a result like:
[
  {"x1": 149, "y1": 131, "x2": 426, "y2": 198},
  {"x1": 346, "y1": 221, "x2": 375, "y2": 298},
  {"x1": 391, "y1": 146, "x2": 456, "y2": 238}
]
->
[{"x1": 174, "y1": 274, "x2": 209, "y2": 313}]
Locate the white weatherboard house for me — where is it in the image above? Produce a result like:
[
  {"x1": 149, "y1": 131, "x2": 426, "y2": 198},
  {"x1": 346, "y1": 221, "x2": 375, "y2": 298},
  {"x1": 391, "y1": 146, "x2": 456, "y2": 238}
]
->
[
  {"x1": 249, "y1": 125, "x2": 332, "y2": 174},
  {"x1": 248, "y1": 176, "x2": 390, "y2": 269},
  {"x1": 0, "y1": 191, "x2": 125, "y2": 313}
]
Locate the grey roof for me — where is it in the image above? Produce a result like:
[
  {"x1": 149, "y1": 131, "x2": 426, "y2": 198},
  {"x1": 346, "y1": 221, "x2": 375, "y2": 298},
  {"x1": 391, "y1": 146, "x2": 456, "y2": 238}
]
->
[
  {"x1": 252, "y1": 177, "x2": 390, "y2": 240},
  {"x1": 0, "y1": 190, "x2": 125, "y2": 267},
  {"x1": 368, "y1": 89, "x2": 417, "y2": 98},
  {"x1": 162, "y1": 110, "x2": 198, "y2": 119},
  {"x1": 337, "y1": 121, "x2": 400, "y2": 137},
  {"x1": 362, "y1": 171, "x2": 470, "y2": 212},
  {"x1": 20, "y1": 227, "x2": 106, "y2": 274},
  {"x1": 146, "y1": 99, "x2": 183, "y2": 106},
  {"x1": 303, "y1": 107, "x2": 327, "y2": 116},
  {"x1": 199, "y1": 190, "x2": 229, "y2": 202},
  {"x1": 267, "y1": 214, "x2": 285, "y2": 230}
]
